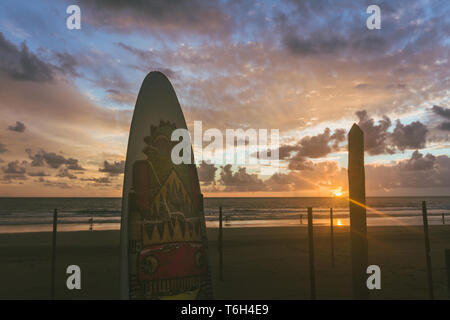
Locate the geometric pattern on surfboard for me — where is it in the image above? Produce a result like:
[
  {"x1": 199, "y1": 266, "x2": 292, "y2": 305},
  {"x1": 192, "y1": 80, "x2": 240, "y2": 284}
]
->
[{"x1": 128, "y1": 120, "x2": 212, "y2": 299}]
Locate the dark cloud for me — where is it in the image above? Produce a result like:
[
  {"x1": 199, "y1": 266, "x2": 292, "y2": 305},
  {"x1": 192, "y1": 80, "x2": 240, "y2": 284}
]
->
[
  {"x1": 79, "y1": 0, "x2": 231, "y2": 36},
  {"x1": 0, "y1": 142, "x2": 7, "y2": 153},
  {"x1": 218, "y1": 164, "x2": 267, "y2": 191},
  {"x1": 99, "y1": 160, "x2": 125, "y2": 176},
  {"x1": 25, "y1": 149, "x2": 44, "y2": 166},
  {"x1": 437, "y1": 122, "x2": 450, "y2": 131},
  {"x1": 7, "y1": 121, "x2": 26, "y2": 132},
  {"x1": 432, "y1": 105, "x2": 450, "y2": 131},
  {"x1": 366, "y1": 151, "x2": 450, "y2": 190},
  {"x1": 391, "y1": 120, "x2": 428, "y2": 151},
  {"x1": 39, "y1": 178, "x2": 71, "y2": 189},
  {"x1": 81, "y1": 177, "x2": 112, "y2": 184},
  {"x1": 279, "y1": 0, "x2": 436, "y2": 61},
  {"x1": 277, "y1": 127, "x2": 345, "y2": 170},
  {"x1": 27, "y1": 171, "x2": 50, "y2": 177},
  {"x1": 197, "y1": 161, "x2": 217, "y2": 185},
  {"x1": 280, "y1": 128, "x2": 344, "y2": 159},
  {"x1": 357, "y1": 110, "x2": 429, "y2": 155},
  {"x1": 1, "y1": 160, "x2": 27, "y2": 181},
  {"x1": 26, "y1": 149, "x2": 84, "y2": 170},
  {"x1": 397, "y1": 151, "x2": 436, "y2": 171},
  {"x1": 356, "y1": 110, "x2": 394, "y2": 155},
  {"x1": 2, "y1": 160, "x2": 26, "y2": 174},
  {"x1": 56, "y1": 168, "x2": 77, "y2": 179},
  {"x1": 281, "y1": 13, "x2": 388, "y2": 57},
  {"x1": 287, "y1": 154, "x2": 315, "y2": 171},
  {"x1": 278, "y1": 110, "x2": 430, "y2": 172},
  {"x1": 283, "y1": 32, "x2": 348, "y2": 56},
  {"x1": 54, "y1": 52, "x2": 79, "y2": 77},
  {"x1": 432, "y1": 105, "x2": 450, "y2": 119},
  {"x1": 0, "y1": 32, "x2": 53, "y2": 82}
]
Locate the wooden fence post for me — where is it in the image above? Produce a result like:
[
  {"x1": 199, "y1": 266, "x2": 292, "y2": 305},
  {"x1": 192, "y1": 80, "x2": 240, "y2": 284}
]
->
[
  {"x1": 307, "y1": 207, "x2": 316, "y2": 299},
  {"x1": 330, "y1": 208, "x2": 335, "y2": 268},
  {"x1": 348, "y1": 124, "x2": 369, "y2": 300},
  {"x1": 445, "y1": 249, "x2": 450, "y2": 298},
  {"x1": 51, "y1": 208, "x2": 58, "y2": 299},
  {"x1": 219, "y1": 206, "x2": 223, "y2": 281},
  {"x1": 422, "y1": 201, "x2": 434, "y2": 299}
]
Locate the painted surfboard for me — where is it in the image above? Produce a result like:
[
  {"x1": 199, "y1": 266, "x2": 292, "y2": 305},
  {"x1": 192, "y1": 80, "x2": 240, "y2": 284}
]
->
[{"x1": 120, "y1": 71, "x2": 213, "y2": 299}]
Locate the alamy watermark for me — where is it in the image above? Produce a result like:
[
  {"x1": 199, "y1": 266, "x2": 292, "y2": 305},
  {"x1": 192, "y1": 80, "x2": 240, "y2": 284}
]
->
[
  {"x1": 66, "y1": 5, "x2": 81, "y2": 30},
  {"x1": 366, "y1": 5, "x2": 381, "y2": 30},
  {"x1": 171, "y1": 121, "x2": 280, "y2": 175}
]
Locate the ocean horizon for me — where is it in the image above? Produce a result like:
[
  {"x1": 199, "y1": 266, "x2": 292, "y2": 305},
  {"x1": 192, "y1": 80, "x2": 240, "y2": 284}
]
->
[{"x1": 0, "y1": 196, "x2": 449, "y2": 233}]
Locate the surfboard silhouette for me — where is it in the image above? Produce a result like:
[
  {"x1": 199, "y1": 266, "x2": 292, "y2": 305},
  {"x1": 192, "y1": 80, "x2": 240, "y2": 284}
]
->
[{"x1": 120, "y1": 72, "x2": 213, "y2": 299}]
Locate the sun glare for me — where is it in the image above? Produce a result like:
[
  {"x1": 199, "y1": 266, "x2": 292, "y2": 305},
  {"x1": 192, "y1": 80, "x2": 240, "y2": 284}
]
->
[
  {"x1": 337, "y1": 219, "x2": 343, "y2": 226},
  {"x1": 332, "y1": 187, "x2": 343, "y2": 197}
]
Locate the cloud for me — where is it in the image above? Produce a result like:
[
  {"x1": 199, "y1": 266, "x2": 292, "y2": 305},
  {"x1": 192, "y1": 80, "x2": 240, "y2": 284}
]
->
[
  {"x1": 197, "y1": 161, "x2": 217, "y2": 185},
  {"x1": 26, "y1": 149, "x2": 84, "y2": 170},
  {"x1": 356, "y1": 110, "x2": 394, "y2": 155},
  {"x1": 7, "y1": 121, "x2": 26, "y2": 132},
  {"x1": 432, "y1": 105, "x2": 450, "y2": 119},
  {"x1": 355, "y1": 110, "x2": 429, "y2": 155},
  {"x1": 54, "y1": 52, "x2": 79, "y2": 77},
  {"x1": 78, "y1": 0, "x2": 231, "y2": 36},
  {"x1": 432, "y1": 105, "x2": 450, "y2": 131},
  {"x1": 209, "y1": 160, "x2": 345, "y2": 193},
  {"x1": 99, "y1": 160, "x2": 125, "y2": 176},
  {"x1": 391, "y1": 120, "x2": 428, "y2": 151},
  {"x1": 0, "y1": 141, "x2": 7, "y2": 153},
  {"x1": 38, "y1": 178, "x2": 72, "y2": 189},
  {"x1": 283, "y1": 32, "x2": 350, "y2": 56},
  {"x1": 397, "y1": 150, "x2": 436, "y2": 171},
  {"x1": 277, "y1": 127, "x2": 345, "y2": 170},
  {"x1": 218, "y1": 164, "x2": 267, "y2": 191},
  {"x1": 2, "y1": 160, "x2": 26, "y2": 174},
  {"x1": 265, "y1": 172, "x2": 316, "y2": 191},
  {"x1": 437, "y1": 122, "x2": 450, "y2": 131},
  {"x1": 27, "y1": 171, "x2": 50, "y2": 177},
  {"x1": 81, "y1": 176, "x2": 112, "y2": 184},
  {"x1": 366, "y1": 151, "x2": 450, "y2": 190},
  {"x1": 1, "y1": 160, "x2": 27, "y2": 181},
  {"x1": 0, "y1": 34, "x2": 132, "y2": 141},
  {"x1": 0, "y1": 32, "x2": 53, "y2": 82},
  {"x1": 56, "y1": 167, "x2": 77, "y2": 179}
]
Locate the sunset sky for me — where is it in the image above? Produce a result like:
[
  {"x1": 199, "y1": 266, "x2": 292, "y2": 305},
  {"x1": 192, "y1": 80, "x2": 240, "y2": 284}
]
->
[{"x1": 0, "y1": 0, "x2": 449, "y2": 197}]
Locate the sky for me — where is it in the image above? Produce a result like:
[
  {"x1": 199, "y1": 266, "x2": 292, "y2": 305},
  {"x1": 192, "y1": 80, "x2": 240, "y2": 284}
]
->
[{"x1": 0, "y1": 0, "x2": 449, "y2": 197}]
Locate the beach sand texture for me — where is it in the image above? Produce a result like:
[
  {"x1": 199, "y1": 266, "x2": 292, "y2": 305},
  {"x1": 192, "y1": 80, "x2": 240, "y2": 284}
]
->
[{"x1": 1, "y1": 226, "x2": 450, "y2": 299}]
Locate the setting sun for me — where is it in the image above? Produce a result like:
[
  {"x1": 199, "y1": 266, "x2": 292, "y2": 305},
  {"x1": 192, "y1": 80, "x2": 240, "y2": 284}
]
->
[
  {"x1": 337, "y1": 219, "x2": 343, "y2": 226},
  {"x1": 332, "y1": 187, "x2": 344, "y2": 197}
]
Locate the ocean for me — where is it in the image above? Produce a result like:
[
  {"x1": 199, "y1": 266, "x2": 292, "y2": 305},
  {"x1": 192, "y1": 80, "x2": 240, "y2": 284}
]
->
[{"x1": 0, "y1": 197, "x2": 449, "y2": 233}]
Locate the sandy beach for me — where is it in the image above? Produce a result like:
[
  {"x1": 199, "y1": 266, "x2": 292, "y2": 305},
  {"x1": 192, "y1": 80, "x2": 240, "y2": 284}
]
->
[{"x1": 0, "y1": 225, "x2": 449, "y2": 300}]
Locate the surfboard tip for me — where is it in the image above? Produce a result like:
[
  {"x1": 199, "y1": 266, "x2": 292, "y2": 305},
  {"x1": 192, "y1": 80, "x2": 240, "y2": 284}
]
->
[{"x1": 144, "y1": 70, "x2": 171, "y2": 82}]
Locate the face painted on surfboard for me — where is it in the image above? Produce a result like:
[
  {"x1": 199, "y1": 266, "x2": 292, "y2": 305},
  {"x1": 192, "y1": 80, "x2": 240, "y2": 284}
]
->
[{"x1": 127, "y1": 120, "x2": 209, "y2": 299}]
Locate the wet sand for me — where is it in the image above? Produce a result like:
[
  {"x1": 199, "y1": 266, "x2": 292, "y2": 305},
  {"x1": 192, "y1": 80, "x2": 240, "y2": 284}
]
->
[{"x1": 0, "y1": 226, "x2": 449, "y2": 299}]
